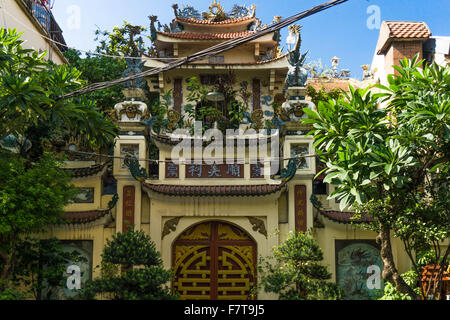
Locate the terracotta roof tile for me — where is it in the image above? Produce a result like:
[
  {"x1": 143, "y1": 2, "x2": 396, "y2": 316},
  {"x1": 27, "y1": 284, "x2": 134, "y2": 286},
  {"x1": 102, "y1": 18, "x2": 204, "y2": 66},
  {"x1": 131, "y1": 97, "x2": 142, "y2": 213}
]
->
[
  {"x1": 63, "y1": 162, "x2": 109, "y2": 178},
  {"x1": 143, "y1": 183, "x2": 286, "y2": 197},
  {"x1": 385, "y1": 21, "x2": 431, "y2": 39},
  {"x1": 62, "y1": 209, "x2": 112, "y2": 224},
  {"x1": 308, "y1": 80, "x2": 351, "y2": 92},
  {"x1": 421, "y1": 265, "x2": 450, "y2": 281},
  {"x1": 319, "y1": 210, "x2": 374, "y2": 224},
  {"x1": 157, "y1": 31, "x2": 254, "y2": 40},
  {"x1": 176, "y1": 16, "x2": 254, "y2": 25}
]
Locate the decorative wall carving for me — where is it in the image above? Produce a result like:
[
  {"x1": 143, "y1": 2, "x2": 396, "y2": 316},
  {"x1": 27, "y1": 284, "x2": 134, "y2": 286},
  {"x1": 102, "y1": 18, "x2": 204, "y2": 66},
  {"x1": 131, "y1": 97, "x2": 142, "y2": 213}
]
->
[
  {"x1": 162, "y1": 217, "x2": 182, "y2": 238},
  {"x1": 247, "y1": 217, "x2": 267, "y2": 238}
]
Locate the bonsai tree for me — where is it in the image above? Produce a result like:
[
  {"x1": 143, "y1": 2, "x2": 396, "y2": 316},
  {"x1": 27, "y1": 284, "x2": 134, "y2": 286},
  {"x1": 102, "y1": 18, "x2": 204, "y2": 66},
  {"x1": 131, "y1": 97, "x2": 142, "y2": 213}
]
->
[
  {"x1": 259, "y1": 231, "x2": 341, "y2": 300},
  {"x1": 82, "y1": 229, "x2": 178, "y2": 300}
]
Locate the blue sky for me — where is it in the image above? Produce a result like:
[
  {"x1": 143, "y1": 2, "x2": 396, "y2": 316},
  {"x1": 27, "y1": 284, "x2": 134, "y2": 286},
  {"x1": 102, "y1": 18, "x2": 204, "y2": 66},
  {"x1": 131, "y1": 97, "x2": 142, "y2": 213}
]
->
[{"x1": 51, "y1": 0, "x2": 450, "y2": 79}]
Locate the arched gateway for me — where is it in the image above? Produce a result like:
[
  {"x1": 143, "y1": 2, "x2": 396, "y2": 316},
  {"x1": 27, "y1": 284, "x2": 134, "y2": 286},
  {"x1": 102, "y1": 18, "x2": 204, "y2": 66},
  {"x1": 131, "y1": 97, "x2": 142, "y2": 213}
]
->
[{"x1": 172, "y1": 221, "x2": 257, "y2": 300}]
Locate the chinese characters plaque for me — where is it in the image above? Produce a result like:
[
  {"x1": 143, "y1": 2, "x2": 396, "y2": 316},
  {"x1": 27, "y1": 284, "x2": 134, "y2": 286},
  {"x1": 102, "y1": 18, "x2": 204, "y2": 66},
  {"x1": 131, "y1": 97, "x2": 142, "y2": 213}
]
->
[
  {"x1": 122, "y1": 186, "x2": 135, "y2": 232},
  {"x1": 295, "y1": 185, "x2": 307, "y2": 232}
]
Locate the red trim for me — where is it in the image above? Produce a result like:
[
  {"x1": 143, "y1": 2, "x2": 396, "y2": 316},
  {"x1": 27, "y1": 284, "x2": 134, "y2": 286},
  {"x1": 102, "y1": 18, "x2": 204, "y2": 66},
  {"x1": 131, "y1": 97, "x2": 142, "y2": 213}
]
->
[
  {"x1": 157, "y1": 31, "x2": 254, "y2": 40},
  {"x1": 122, "y1": 186, "x2": 135, "y2": 232}
]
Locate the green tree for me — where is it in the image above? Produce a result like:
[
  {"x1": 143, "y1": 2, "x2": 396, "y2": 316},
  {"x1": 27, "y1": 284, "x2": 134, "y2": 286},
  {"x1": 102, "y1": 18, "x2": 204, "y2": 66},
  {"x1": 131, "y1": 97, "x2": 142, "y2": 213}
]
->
[
  {"x1": 0, "y1": 29, "x2": 117, "y2": 156},
  {"x1": 259, "y1": 231, "x2": 341, "y2": 300},
  {"x1": 306, "y1": 85, "x2": 342, "y2": 106},
  {"x1": 379, "y1": 271, "x2": 421, "y2": 300},
  {"x1": 82, "y1": 229, "x2": 178, "y2": 300},
  {"x1": 0, "y1": 28, "x2": 118, "y2": 295},
  {"x1": 0, "y1": 151, "x2": 77, "y2": 291},
  {"x1": 301, "y1": 55, "x2": 449, "y2": 300},
  {"x1": 8, "y1": 238, "x2": 84, "y2": 300},
  {"x1": 63, "y1": 49, "x2": 126, "y2": 112}
]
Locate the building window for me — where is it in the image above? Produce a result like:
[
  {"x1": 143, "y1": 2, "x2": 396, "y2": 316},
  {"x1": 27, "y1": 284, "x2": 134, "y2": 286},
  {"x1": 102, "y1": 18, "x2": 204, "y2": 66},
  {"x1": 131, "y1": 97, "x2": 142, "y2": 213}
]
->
[
  {"x1": 120, "y1": 144, "x2": 139, "y2": 169},
  {"x1": 313, "y1": 180, "x2": 327, "y2": 195},
  {"x1": 209, "y1": 56, "x2": 225, "y2": 64},
  {"x1": 73, "y1": 187, "x2": 95, "y2": 204},
  {"x1": 290, "y1": 143, "x2": 310, "y2": 169},
  {"x1": 200, "y1": 74, "x2": 224, "y2": 86}
]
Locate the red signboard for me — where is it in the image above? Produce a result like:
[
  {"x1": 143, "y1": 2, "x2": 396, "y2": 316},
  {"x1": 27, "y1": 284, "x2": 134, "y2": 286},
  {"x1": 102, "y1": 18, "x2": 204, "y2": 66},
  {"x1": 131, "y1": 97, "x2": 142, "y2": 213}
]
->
[
  {"x1": 295, "y1": 185, "x2": 307, "y2": 232},
  {"x1": 122, "y1": 186, "x2": 135, "y2": 232},
  {"x1": 185, "y1": 162, "x2": 244, "y2": 179}
]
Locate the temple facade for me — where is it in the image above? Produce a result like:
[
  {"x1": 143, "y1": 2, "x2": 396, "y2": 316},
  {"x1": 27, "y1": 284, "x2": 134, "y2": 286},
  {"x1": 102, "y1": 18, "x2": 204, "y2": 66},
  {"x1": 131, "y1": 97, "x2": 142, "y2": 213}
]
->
[{"x1": 44, "y1": 3, "x2": 414, "y2": 300}]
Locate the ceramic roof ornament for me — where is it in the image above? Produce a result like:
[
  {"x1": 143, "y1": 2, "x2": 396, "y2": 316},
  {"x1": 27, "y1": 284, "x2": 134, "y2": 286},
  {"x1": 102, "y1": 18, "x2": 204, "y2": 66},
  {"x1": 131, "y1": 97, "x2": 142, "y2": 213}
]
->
[{"x1": 285, "y1": 25, "x2": 308, "y2": 87}]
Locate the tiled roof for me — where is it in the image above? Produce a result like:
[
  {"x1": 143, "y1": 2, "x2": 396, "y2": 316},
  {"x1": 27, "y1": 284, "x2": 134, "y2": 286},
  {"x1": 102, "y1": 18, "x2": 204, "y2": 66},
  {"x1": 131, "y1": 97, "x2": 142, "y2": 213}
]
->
[
  {"x1": 319, "y1": 210, "x2": 374, "y2": 224},
  {"x1": 308, "y1": 80, "x2": 351, "y2": 92},
  {"x1": 63, "y1": 162, "x2": 109, "y2": 178},
  {"x1": 143, "y1": 183, "x2": 286, "y2": 197},
  {"x1": 62, "y1": 209, "x2": 112, "y2": 224},
  {"x1": 385, "y1": 21, "x2": 431, "y2": 39},
  {"x1": 377, "y1": 21, "x2": 432, "y2": 54},
  {"x1": 176, "y1": 16, "x2": 255, "y2": 25},
  {"x1": 157, "y1": 31, "x2": 254, "y2": 40},
  {"x1": 255, "y1": 53, "x2": 288, "y2": 64},
  {"x1": 421, "y1": 265, "x2": 450, "y2": 282}
]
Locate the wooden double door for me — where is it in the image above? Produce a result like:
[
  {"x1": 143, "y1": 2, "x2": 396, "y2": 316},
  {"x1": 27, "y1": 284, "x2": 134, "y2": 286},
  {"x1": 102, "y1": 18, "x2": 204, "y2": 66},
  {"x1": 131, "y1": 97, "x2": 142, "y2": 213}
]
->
[{"x1": 172, "y1": 221, "x2": 257, "y2": 300}]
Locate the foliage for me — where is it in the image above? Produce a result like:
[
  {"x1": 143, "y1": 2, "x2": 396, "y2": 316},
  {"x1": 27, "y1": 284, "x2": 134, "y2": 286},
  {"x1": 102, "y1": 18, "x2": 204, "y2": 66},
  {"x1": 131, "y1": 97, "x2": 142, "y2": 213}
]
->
[
  {"x1": 301, "y1": 55, "x2": 450, "y2": 300},
  {"x1": 183, "y1": 75, "x2": 248, "y2": 133},
  {"x1": 94, "y1": 22, "x2": 149, "y2": 57},
  {"x1": 259, "y1": 231, "x2": 341, "y2": 300},
  {"x1": 82, "y1": 229, "x2": 178, "y2": 300},
  {"x1": 0, "y1": 151, "x2": 77, "y2": 290},
  {"x1": 379, "y1": 271, "x2": 421, "y2": 300},
  {"x1": 0, "y1": 284, "x2": 23, "y2": 300},
  {"x1": 306, "y1": 85, "x2": 342, "y2": 107},
  {"x1": 8, "y1": 238, "x2": 84, "y2": 300},
  {"x1": 0, "y1": 29, "x2": 118, "y2": 155},
  {"x1": 63, "y1": 49, "x2": 126, "y2": 112}
]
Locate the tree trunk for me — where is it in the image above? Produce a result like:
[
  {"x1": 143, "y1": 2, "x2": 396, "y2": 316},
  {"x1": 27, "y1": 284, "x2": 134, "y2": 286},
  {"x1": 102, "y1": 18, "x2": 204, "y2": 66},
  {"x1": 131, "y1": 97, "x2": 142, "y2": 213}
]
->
[
  {"x1": 377, "y1": 225, "x2": 421, "y2": 300},
  {"x1": 0, "y1": 234, "x2": 17, "y2": 292}
]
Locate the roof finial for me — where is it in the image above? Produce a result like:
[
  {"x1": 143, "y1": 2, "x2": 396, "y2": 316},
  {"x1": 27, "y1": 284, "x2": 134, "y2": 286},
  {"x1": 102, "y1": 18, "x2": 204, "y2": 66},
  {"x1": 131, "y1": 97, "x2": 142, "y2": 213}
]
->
[
  {"x1": 172, "y1": 3, "x2": 179, "y2": 17},
  {"x1": 251, "y1": 4, "x2": 257, "y2": 17}
]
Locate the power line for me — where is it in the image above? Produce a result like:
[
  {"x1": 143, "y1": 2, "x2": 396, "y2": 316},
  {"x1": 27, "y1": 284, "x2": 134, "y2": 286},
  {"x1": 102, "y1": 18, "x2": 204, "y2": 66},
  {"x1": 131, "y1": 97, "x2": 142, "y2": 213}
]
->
[
  {"x1": 65, "y1": 149, "x2": 322, "y2": 165},
  {"x1": 58, "y1": 0, "x2": 349, "y2": 100}
]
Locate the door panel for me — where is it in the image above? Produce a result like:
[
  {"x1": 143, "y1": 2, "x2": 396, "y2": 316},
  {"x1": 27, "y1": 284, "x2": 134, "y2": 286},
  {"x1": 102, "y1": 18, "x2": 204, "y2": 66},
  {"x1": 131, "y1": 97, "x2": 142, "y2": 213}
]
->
[{"x1": 173, "y1": 222, "x2": 257, "y2": 300}]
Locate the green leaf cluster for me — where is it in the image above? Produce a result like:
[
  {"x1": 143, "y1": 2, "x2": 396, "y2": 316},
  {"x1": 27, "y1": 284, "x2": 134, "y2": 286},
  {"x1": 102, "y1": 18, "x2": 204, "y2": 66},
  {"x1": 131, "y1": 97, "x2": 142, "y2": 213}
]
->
[
  {"x1": 0, "y1": 29, "x2": 118, "y2": 153},
  {"x1": 81, "y1": 229, "x2": 178, "y2": 300}
]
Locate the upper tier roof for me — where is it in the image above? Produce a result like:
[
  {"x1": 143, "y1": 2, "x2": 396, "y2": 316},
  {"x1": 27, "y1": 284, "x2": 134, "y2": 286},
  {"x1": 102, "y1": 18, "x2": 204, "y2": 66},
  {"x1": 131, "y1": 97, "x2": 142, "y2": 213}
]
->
[
  {"x1": 176, "y1": 15, "x2": 255, "y2": 26},
  {"x1": 156, "y1": 31, "x2": 254, "y2": 40}
]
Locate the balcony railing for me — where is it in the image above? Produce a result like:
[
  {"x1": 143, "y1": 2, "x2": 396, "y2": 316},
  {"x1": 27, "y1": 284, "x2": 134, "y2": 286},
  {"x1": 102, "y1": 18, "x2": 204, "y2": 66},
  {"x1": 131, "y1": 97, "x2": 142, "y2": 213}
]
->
[{"x1": 21, "y1": 0, "x2": 67, "y2": 52}]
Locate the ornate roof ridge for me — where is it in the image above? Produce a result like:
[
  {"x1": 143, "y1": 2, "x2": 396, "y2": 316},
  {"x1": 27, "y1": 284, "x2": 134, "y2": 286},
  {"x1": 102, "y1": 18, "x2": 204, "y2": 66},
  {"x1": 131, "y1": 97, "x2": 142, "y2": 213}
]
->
[
  {"x1": 175, "y1": 15, "x2": 255, "y2": 25},
  {"x1": 319, "y1": 209, "x2": 374, "y2": 225},
  {"x1": 156, "y1": 30, "x2": 254, "y2": 40},
  {"x1": 62, "y1": 208, "x2": 112, "y2": 224},
  {"x1": 142, "y1": 182, "x2": 286, "y2": 197},
  {"x1": 62, "y1": 161, "x2": 110, "y2": 178}
]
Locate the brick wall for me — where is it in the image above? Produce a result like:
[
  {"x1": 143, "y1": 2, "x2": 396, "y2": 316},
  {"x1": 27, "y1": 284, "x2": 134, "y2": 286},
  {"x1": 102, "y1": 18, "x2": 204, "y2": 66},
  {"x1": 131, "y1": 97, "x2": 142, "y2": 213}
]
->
[{"x1": 391, "y1": 40, "x2": 423, "y2": 73}]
